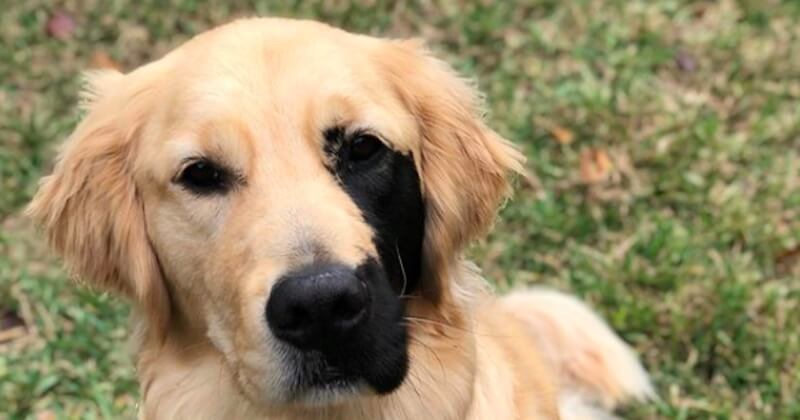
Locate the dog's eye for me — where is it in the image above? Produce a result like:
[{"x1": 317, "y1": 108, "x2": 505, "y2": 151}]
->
[
  {"x1": 348, "y1": 134, "x2": 385, "y2": 162},
  {"x1": 177, "y1": 160, "x2": 230, "y2": 194}
]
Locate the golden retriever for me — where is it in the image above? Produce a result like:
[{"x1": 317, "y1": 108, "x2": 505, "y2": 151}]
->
[{"x1": 28, "y1": 18, "x2": 653, "y2": 419}]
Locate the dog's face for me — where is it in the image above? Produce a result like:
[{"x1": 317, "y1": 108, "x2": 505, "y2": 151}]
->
[
  {"x1": 137, "y1": 23, "x2": 428, "y2": 404},
  {"x1": 28, "y1": 18, "x2": 523, "y2": 409}
]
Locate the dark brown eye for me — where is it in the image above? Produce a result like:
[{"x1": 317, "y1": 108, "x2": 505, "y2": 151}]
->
[
  {"x1": 349, "y1": 134, "x2": 384, "y2": 162},
  {"x1": 178, "y1": 160, "x2": 229, "y2": 194}
]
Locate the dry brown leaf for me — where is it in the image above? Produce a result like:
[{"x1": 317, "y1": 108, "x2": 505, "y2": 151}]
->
[
  {"x1": 550, "y1": 125, "x2": 575, "y2": 145},
  {"x1": 580, "y1": 148, "x2": 614, "y2": 184},
  {"x1": 36, "y1": 411, "x2": 57, "y2": 420},
  {"x1": 0, "y1": 326, "x2": 26, "y2": 343},
  {"x1": 90, "y1": 50, "x2": 122, "y2": 70},
  {"x1": 776, "y1": 246, "x2": 800, "y2": 276}
]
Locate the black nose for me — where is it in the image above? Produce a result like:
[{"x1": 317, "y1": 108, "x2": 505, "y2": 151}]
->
[{"x1": 266, "y1": 265, "x2": 369, "y2": 350}]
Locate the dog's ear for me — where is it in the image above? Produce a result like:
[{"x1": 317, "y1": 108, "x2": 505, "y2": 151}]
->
[
  {"x1": 376, "y1": 40, "x2": 526, "y2": 303},
  {"x1": 27, "y1": 69, "x2": 170, "y2": 332}
]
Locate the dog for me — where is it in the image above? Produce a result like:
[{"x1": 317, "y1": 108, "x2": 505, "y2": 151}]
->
[{"x1": 28, "y1": 18, "x2": 653, "y2": 419}]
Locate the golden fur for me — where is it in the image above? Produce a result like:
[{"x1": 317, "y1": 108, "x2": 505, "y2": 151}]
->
[{"x1": 28, "y1": 18, "x2": 653, "y2": 419}]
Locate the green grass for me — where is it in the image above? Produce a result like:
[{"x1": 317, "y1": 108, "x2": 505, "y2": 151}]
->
[{"x1": 1, "y1": 0, "x2": 798, "y2": 418}]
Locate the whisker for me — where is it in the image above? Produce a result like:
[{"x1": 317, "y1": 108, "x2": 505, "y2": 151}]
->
[
  {"x1": 407, "y1": 336, "x2": 446, "y2": 383},
  {"x1": 395, "y1": 241, "x2": 409, "y2": 298},
  {"x1": 403, "y1": 316, "x2": 514, "y2": 338},
  {"x1": 403, "y1": 362, "x2": 427, "y2": 411},
  {"x1": 403, "y1": 316, "x2": 473, "y2": 335}
]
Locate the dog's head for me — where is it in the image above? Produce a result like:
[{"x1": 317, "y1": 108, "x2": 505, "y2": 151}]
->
[{"x1": 28, "y1": 18, "x2": 523, "y2": 408}]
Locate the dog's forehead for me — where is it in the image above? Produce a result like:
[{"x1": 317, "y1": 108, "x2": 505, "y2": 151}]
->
[
  {"x1": 161, "y1": 19, "x2": 417, "y2": 154},
  {"x1": 174, "y1": 26, "x2": 367, "y2": 110}
]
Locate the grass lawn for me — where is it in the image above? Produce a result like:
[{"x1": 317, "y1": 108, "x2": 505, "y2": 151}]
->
[{"x1": 1, "y1": 1, "x2": 799, "y2": 418}]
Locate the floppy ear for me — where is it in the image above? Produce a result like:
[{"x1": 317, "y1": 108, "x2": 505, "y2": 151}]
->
[
  {"x1": 27, "y1": 69, "x2": 170, "y2": 332},
  {"x1": 377, "y1": 40, "x2": 526, "y2": 303}
]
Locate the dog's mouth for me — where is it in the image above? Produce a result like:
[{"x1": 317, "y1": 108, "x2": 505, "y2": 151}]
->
[
  {"x1": 283, "y1": 350, "x2": 367, "y2": 401},
  {"x1": 284, "y1": 335, "x2": 409, "y2": 399},
  {"x1": 267, "y1": 260, "x2": 410, "y2": 402},
  {"x1": 286, "y1": 350, "x2": 360, "y2": 403}
]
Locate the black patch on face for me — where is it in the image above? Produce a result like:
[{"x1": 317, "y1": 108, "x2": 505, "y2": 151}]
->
[
  {"x1": 323, "y1": 126, "x2": 426, "y2": 296},
  {"x1": 266, "y1": 126, "x2": 424, "y2": 397}
]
